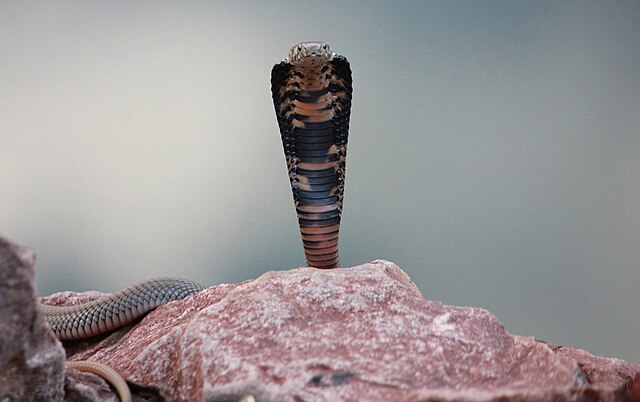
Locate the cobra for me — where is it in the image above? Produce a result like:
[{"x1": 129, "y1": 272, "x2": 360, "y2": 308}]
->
[
  {"x1": 271, "y1": 41, "x2": 353, "y2": 269},
  {"x1": 39, "y1": 41, "x2": 352, "y2": 401}
]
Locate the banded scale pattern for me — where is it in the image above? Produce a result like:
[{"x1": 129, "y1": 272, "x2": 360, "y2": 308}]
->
[
  {"x1": 271, "y1": 42, "x2": 353, "y2": 269},
  {"x1": 40, "y1": 277, "x2": 204, "y2": 340}
]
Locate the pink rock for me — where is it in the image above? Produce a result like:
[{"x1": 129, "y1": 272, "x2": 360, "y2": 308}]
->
[
  {"x1": 0, "y1": 235, "x2": 66, "y2": 401},
  {"x1": 40, "y1": 260, "x2": 639, "y2": 402}
]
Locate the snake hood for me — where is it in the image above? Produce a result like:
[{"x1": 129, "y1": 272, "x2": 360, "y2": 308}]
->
[{"x1": 286, "y1": 41, "x2": 334, "y2": 65}]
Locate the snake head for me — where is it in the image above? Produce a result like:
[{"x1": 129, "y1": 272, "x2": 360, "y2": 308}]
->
[{"x1": 287, "y1": 41, "x2": 334, "y2": 66}]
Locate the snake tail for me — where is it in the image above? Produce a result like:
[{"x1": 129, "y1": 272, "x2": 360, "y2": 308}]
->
[
  {"x1": 40, "y1": 277, "x2": 205, "y2": 341},
  {"x1": 67, "y1": 360, "x2": 132, "y2": 402},
  {"x1": 271, "y1": 41, "x2": 353, "y2": 268}
]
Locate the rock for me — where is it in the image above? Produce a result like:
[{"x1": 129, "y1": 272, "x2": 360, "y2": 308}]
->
[
  {"x1": 40, "y1": 260, "x2": 640, "y2": 402},
  {"x1": 0, "y1": 235, "x2": 66, "y2": 401}
]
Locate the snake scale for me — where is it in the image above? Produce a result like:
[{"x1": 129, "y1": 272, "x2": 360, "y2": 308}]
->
[{"x1": 38, "y1": 41, "x2": 352, "y2": 402}]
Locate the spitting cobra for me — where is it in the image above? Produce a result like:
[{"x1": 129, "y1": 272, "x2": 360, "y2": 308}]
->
[
  {"x1": 39, "y1": 41, "x2": 351, "y2": 402},
  {"x1": 271, "y1": 41, "x2": 353, "y2": 269}
]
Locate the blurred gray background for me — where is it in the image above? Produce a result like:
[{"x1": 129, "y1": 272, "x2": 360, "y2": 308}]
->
[{"x1": 1, "y1": 1, "x2": 638, "y2": 362}]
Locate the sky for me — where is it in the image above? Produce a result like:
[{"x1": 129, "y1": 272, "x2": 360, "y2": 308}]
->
[{"x1": 1, "y1": 1, "x2": 639, "y2": 363}]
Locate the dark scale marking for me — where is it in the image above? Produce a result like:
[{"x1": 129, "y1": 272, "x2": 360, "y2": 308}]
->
[
  {"x1": 302, "y1": 87, "x2": 330, "y2": 98},
  {"x1": 293, "y1": 113, "x2": 310, "y2": 121},
  {"x1": 299, "y1": 215, "x2": 342, "y2": 227},
  {"x1": 297, "y1": 189, "x2": 335, "y2": 198},
  {"x1": 295, "y1": 148, "x2": 334, "y2": 158},
  {"x1": 295, "y1": 137, "x2": 335, "y2": 147},
  {"x1": 297, "y1": 154, "x2": 339, "y2": 163},
  {"x1": 296, "y1": 94, "x2": 320, "y2": 103},
  {"x1": 295, "y1": 167, "x2": 336, "y2": 178},
  {"x1": 301, "y1": 175, "x2": 337, "y2": 186},
  {"x1": 296, "y1": 195, "x2": 338, "y2": 205},
  {"x1": 300, "y1": 120, "x2": 333, "y2": 130},
  {"x1": 295, "y1": 128, "x2": 333, "y2": 137}
]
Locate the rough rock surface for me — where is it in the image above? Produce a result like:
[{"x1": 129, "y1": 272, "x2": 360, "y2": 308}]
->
[
  {"x1": 39, "y1": 260, "x2": 640, "y2": 402},
  {"x1": 0, "y1": 235, "x2": 66, "y2": 401}
]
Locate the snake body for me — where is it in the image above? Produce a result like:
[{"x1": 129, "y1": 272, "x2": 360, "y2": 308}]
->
[
  {"x1": 271, "y1": 41, "x2": 353, "y2": 268},
  {"x1": 40, "y1": 277, "x2": 204, "y2": 341}
]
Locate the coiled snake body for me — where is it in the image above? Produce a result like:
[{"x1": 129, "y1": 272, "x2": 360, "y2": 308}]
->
[{"x1": 39, "y1": 41, "x2": 351, "y2": 402}]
